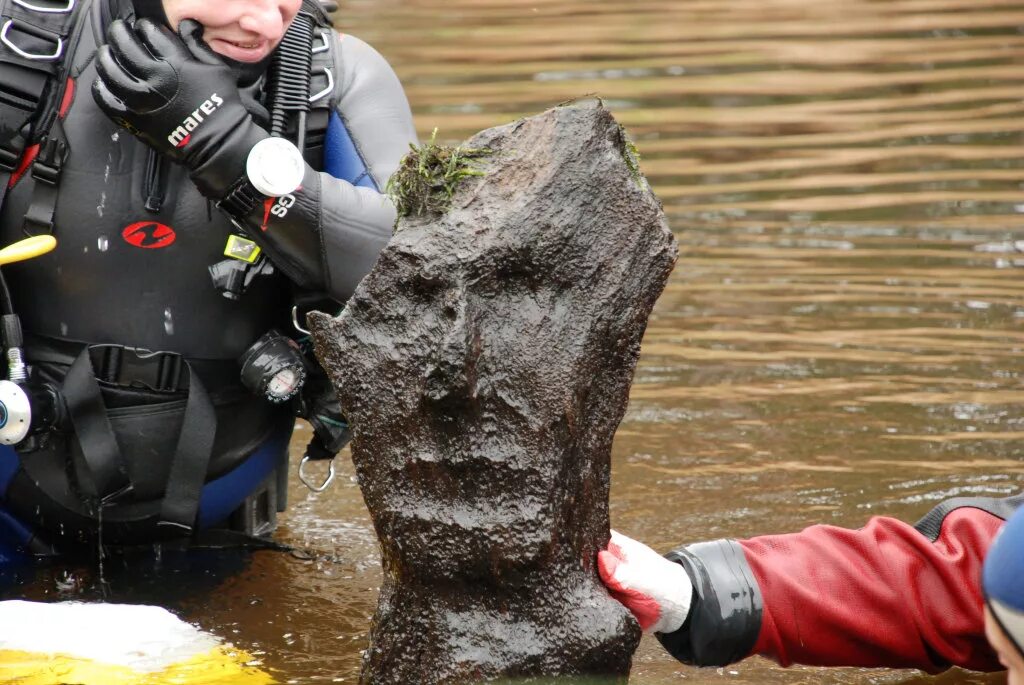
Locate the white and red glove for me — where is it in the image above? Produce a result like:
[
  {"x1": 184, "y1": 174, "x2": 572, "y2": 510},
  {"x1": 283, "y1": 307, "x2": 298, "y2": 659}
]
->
[{"x1": 598, "y1": 530, "x2": 693, "y2": 634}]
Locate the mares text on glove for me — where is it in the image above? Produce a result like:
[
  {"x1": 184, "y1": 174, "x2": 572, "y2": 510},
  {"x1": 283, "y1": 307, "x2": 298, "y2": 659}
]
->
[{"x1": 92, "y1": 18, "x2": 270, "y2": 200}]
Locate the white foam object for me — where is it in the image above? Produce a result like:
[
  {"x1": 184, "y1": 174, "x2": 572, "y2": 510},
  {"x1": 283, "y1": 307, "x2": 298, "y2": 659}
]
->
[{"x1": 0, "y1": 600, "x2": 220, "y2": 672}]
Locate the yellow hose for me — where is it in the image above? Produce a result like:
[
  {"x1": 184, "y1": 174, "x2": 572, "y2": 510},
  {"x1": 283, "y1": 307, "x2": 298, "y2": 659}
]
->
[{"x1": 0, "y1": 235, "x2": 57, "y2": 266}]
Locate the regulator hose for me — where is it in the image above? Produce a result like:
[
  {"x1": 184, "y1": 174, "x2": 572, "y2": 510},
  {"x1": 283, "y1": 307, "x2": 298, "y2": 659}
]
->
[
  {"x1": 266, "y1": 11, "x2": 316, "y2": 150},
  {"x1": 0, "y1": 270, "x2": 12, "y2": 318}
]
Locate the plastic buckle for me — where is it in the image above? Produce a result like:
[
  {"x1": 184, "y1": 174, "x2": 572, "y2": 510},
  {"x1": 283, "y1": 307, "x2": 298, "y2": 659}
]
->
[
  {"x1": 0, "y1": 19, "x2": 63, "y2": 61},
  {"x1": 90, "y1": 344, "x2": 186, "y2": 392},
  {"x1": 153, "y1": 351, "x2": 184, "y2": 392},
  {"x1": 31, "y1": 137, "x2": 65, "y2": 185},
  {"x1": 13, "y1": 0, "x2": 75, "y2": 13}
]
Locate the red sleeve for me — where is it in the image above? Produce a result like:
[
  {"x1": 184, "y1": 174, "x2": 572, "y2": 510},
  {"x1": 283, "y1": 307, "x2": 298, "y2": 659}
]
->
[{"x1": 740, "y1": 508, "x2": 1002, "y2": 673}]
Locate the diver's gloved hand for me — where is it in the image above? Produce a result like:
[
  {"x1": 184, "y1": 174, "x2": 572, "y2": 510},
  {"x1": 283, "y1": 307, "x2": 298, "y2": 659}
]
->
[
  {"x1": 598, "y1": 530, "x2": 693, "y2": 634},
  {"x1": 92, "y1": 18, "x2": 269, "y2": 200}
]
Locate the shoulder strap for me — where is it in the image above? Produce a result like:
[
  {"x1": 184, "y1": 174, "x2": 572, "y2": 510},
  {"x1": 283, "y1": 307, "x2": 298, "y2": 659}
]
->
[
  {"x1": 914, "y1": 493, "x2": 1024, "y2": 542},
  {"x1": 301, "y1": 11, "x2": 341, "y2": 165},
  {"x1": 0, "y1": 0, "x2": 84, "y2": 228},
  {"x1": 21, "y1": 0, "x2": 88, "y2": 236},
  {"x1": 304, "y1": 0, "x2": 335, "y2": 29}
]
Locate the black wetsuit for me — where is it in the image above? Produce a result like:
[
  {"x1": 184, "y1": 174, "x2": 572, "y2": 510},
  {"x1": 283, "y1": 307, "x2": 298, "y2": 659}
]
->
[{"x1": 0, "y1": 0, "x2": 416, "y2": 552}]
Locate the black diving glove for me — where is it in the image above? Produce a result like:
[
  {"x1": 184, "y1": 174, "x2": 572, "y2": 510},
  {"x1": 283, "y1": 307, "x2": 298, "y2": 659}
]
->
[{"x1": 92, "y1": 18, "x2": 269, "y2": 200}]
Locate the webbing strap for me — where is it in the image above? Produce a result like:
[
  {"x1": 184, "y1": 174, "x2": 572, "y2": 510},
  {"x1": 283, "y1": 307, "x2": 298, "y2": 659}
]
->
[
  {"x1": 158, "y1": 371, "x2": 216, "y2": 533},
  {"x1": 0, "y1": 0, "x2": 78, "y2": 145},
  {"x1": 0, "y1": 0, "x2": 84, "y2": 234},
  {"x1": 0, "y1": 171, "x2": 12, "y2": 222},
  {"x1": 63, "y1": 347, "x2": 131, "y2": 501},
  {"x1": 0, "y1": 54, "x2": 49, "y2": 170},
  {"x1": 22, "y1": 112, "x2": 65, "y2": 234},
  {"x1": 187, "y1": 528, "x2": 295, "y2": 553},
  {"x1": 0, "y1": 60, "x2": 46, "y2": 211},
  {"x1": 302, "y1": 0, "x2": 333, "y2": 28},
  {"x1": 63, "y1": 346, "x2": 219, "y2": 534},
  {"x1": 914, "y1": 493, "x2": 1024, "y2": 542}
]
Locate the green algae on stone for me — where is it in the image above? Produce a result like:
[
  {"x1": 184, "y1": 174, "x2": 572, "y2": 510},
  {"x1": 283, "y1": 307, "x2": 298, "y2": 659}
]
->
[
  {"x1": 617, "y1": 125, "x2": 644, "y2": 190},
  {"x1": 386, "y1": 128, "x2": 491, "y2": 228},
  {"x1": 553, "y1": 97, "x2": 644, "y2": 190}
]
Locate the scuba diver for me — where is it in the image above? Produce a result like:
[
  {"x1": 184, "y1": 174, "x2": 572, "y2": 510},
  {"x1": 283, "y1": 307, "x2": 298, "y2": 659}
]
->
[
  {"x1": 0, "y1": 0, "x2": 416, "y2": 557},
  {"x1": 600, "y1": 492, "x2": 1024, "y2": 679}
]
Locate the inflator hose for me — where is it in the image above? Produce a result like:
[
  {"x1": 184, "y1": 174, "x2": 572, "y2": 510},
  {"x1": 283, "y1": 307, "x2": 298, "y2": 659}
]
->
[{"x1": 265, "y1": 11, "x2": 315, "y2": 149}]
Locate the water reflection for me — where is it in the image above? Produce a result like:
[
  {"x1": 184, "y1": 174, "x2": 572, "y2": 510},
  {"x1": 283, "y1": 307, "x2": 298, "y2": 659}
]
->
[{"x1": 344, "y1": 1, "x2": 1022, "y2": 682}]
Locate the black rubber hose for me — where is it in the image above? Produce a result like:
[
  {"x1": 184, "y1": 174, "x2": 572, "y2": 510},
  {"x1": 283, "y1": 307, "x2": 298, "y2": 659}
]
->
[
  {"x1": 266, "y1": 11, "x2": 316, "y2": 150},
  {"x1": 0, "y1": 270, "x2": 13, "y2": 317}
]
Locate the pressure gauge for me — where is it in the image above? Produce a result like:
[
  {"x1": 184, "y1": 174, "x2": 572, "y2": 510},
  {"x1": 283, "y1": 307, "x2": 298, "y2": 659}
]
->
[
  {"x1": 238, "y1": 330, "x2": 307, "y2": 403},
  {"x1": 267, "y1": 366, "x2": 302, "y2": 400},
  {"x1": 0, "y1": 380, "x2": 30, "y2": 445}
]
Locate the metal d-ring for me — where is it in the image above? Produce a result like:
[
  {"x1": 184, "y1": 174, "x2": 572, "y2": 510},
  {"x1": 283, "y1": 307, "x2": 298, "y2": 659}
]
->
[
  {"x1": 291, "y1": 305, "x2": 311, "y2": 335},
  {"x1": 14, "y1": 0, "x2": 75, "y2": 12},
  {"x1": 309, "y1": 67, "x2": 334, "y2": 103},
  {"x1": 299, "y1": 454, "x2": 336, "y2": 493},
  {"x1": 311, "y1": 29, "x2": 330, "y2": 54},
  {"x1": 1, "y1": 20, "x2": 63, "y2": 61}
]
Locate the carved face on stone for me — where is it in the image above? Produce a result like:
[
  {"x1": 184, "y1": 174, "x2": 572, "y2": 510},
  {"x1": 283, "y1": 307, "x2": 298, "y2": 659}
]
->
[
  {"x1": 316, "y1": 106, "x2": 674, "y2": 586},
  {"x1": 311, "y1": 105, "x2": 667, "y2": 684},
  {"x1": 336, "y1": 226, "x2": 615, "y2": 583}
]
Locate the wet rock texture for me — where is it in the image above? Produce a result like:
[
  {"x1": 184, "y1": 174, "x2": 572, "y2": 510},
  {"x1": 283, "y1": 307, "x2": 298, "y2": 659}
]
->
[{"x1": 309, "y1": 102, "x2": 677, "y2": 684}]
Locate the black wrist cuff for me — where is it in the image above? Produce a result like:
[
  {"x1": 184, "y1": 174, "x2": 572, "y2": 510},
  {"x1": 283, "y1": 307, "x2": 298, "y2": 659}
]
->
[
  {"x1": 657, "y1": 539, "x2": 763, "y2": 667},
  {"x1": 218, "y1": 177, "x2": 267, "y2": 219},
  {"x1": 190, "y1": 121, "x2": 269, "y2": 201}
]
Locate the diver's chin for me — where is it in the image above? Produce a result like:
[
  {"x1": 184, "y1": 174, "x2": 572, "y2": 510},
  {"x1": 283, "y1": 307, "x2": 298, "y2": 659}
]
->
[{"x1": 221, "y1": 53, "x2": 275, "y2": 87}]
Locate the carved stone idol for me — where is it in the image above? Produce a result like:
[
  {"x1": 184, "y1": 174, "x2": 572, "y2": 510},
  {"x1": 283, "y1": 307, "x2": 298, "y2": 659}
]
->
[{"x1": 310, "y1": 101, "x2": 678, "y2": 684}]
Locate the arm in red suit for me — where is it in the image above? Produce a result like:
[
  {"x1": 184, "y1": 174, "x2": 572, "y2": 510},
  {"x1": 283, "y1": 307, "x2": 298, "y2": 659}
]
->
[
  {"x1": 737, "y1": 506, "x2": 1001, "y2": 672},
  {"x1": 605, "y1": 495, "x2": 1022, "y2": 673}
]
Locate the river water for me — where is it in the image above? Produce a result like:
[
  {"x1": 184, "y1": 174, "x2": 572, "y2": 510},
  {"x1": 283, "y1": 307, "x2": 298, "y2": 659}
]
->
[{"x1": 15, "y1": 0, "x2": 1024, "y2": 683}]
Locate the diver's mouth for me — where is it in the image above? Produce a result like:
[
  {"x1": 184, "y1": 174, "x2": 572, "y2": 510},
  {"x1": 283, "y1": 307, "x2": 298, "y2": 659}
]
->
[{"x1": 207, "y1": 37, "x2": 271, "y2": 63}]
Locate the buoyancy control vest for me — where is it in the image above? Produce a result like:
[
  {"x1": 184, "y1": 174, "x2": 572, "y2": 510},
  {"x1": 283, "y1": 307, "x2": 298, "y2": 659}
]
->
[{"x1": 0, "y1": 0, "x2": 342, "y2": 549}]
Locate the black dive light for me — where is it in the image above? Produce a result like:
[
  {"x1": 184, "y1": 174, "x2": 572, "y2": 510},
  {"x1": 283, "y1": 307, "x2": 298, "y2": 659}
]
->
[{"x1": 238, "y1": 329, "x2": 307, "y2": 403}]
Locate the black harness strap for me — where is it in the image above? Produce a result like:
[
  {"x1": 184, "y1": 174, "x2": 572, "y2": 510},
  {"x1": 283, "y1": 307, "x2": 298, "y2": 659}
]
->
[
  {"x1": 63, "y1": 346, "x2": 131, "y2": 501},
  {"x1": 914, "y1": 493, "x2": 1024, "y2": 542},
  {"x1": 22, "y1": 108, "x2": 69, "y2": 234},
  {"x1": 187, "y1": 528, "x2": 295, "y2": 552},
  {"x1": 23, "y1": 0, "x2": 87, "y2": 236},
  {"x1": 157, "y1": 368, "x2": 216, "y2": 533},
  {"x1": 63, "y1": 345, "x2": 218, "y2": 534},
  {"x1": 0, "y1": 0, "x2": 84, "y2": 233},
  {"x1": 0, "y1": 59, "x2": 48, "y2": 211}
]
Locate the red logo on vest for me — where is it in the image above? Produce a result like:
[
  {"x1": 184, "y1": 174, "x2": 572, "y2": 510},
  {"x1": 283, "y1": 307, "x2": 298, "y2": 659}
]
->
[{"x1": 122, "y1": 222, "x2": 176, "y2": 249}]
